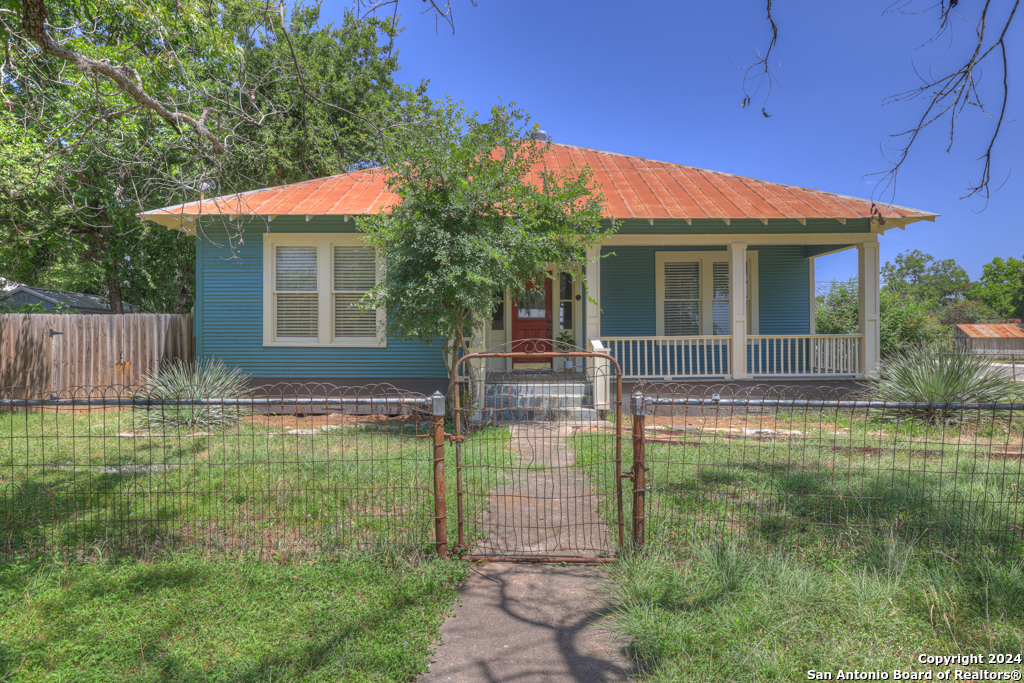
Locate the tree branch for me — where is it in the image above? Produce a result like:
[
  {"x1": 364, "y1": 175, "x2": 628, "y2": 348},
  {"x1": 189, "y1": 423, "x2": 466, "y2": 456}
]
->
[
  {"x1": 870, "y1": 0, "x2": 1019, "y2": 205},
  {"x1": 738, "y1": 0, "x2": 779, "y2": 115},
  {"x1": 20, "y1": 0, "x2": 228, "y2": 153}
]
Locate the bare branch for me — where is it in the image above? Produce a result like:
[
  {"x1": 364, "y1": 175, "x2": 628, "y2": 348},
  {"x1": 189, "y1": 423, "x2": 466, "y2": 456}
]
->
[
  {"x1": 738, "y1": 0, "x2": 779, "y2": 113},
  {"x1": 869, "y1": 0, "x2": 1019, "y2": 206}
]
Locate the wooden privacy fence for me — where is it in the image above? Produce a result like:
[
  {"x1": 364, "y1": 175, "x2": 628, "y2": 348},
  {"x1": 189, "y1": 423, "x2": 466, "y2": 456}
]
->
[{"x1": 0, "y1": 314, "x2": 194, "y2": 395}]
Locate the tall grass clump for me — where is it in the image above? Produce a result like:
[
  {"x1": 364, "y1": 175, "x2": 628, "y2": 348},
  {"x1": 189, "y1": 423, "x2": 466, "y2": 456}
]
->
[
  {"x1": 871, "y1": 344, "x2": 1018, "y2": 421},
  {"x1": 141, "y1": 358, "x2": 250, "y2": 433}
]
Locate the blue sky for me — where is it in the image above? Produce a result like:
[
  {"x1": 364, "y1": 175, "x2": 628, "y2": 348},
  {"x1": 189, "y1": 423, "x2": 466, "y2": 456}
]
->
[{"x1": 321, "y1": 0, "x2": 1022, "y2": 284}]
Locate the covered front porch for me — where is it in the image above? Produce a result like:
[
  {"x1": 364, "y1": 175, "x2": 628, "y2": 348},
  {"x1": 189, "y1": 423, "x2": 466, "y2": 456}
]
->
[
  {"x1": 584, "y1": 235, "x2": 882, "y2": 388},
  {"x1": 469, "y1": 233, "x2": 883, "y2": 391}
]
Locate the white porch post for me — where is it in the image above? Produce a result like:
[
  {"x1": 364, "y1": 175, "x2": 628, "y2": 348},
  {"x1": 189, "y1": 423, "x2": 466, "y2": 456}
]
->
[
  {"x1": 858, "y1": 241, "x2": 881, "y2": 378},
  {"x1": 585, "y1": 245, "x2": 601, "y2": 342},
  {"x1": 730, "y1": 242, "x2": 748, "y2": 379},
  {"x1": 808, "y1": 256, "x2": 816, "y2": 334},
  {"x1": 585, "y1": 244, "x2": 608, "y2": 408}
]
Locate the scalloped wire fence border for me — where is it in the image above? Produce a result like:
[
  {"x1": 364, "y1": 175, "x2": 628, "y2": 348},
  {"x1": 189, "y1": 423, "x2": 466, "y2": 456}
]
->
[
  {"x1": 0, "y1": 383, "x2": 443, "y2": 561},
  {"x1": 5, "y1": 379, "x2": 1023, "y2": 561},
  {"x1": 621, "y1": 382, "x2": 1024, "y2": 557}
]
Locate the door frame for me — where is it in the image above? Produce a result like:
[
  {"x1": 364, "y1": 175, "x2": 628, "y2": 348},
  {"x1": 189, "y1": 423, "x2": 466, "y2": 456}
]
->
[
  {"x1": 494, "y1": 269, "x2": 583, "y2": 372},
  {"x1": 510, "y1": 274, "x2": 554, "y2": 367}
]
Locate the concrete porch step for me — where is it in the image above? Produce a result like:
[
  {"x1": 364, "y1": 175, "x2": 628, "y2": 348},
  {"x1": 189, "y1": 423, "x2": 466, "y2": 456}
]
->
[
  {"x1": 471, "y1": 407, "x2": 599, "y2": 422},
  {"x1": 475, "y1": 379, "x2": 595, "y2": 421}
]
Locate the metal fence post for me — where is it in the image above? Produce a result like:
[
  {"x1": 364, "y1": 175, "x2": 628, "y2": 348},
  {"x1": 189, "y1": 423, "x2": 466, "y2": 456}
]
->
[
  {"x1": 631, "y1": 389, "x2": 646, "y2": 550},
  {"x1": 431, "y1": 391, "x2": 448, "y2": 559}
]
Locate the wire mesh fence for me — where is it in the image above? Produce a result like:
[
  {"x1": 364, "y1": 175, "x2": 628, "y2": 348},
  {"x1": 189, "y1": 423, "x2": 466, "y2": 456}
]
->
[
  {"x1": 603, "y1": 383, "x2": 1024, "y2": 558},
  {"x1": 6, "y1": 377, "x2": 1022, "y2": 563},
  {"x1": 452, "y1": 352, "x2": 623, "y2": 561},
  {"x1": 0, "y1": 383, "x2": 441, "y2": 560}
]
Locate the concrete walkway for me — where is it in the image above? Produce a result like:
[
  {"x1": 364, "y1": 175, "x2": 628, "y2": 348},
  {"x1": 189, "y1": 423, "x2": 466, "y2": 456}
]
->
[
  {"x1": 422, "y1": 421, "x2": 631, "y2": 682},
  {"x1": 421, "y1": 563, "x2": 632, "y2": 682},
  {"x1": 473, "y1": 422, "x2": 615, "y2": 558}
]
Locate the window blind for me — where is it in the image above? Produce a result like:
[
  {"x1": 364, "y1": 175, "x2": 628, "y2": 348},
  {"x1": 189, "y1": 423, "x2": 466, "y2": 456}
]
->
[
  {"x1": 275, "y1": 246, "x2": 318, "y2": 338},
  {"x1": 664, "y1": 262, "x2": 700, "y2": 335},
  {"x1": 712, "y1": 261, "x2": 730, "y2": 335},
  {"x1": 275, "y1": 246, "x2": 317, "y2": 291},
  {"x1": 333, "y1": 246, "x2": 377, "y2": 338}
]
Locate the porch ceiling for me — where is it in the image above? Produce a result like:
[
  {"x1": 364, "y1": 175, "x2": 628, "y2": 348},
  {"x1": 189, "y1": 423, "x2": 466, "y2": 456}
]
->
[{"x1": 140, "y1": 143, "x2": 938, "y2": 233}]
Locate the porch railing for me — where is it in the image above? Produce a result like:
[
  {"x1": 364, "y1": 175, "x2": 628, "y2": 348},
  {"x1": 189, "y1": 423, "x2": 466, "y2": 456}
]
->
[
  {"x1": 598, "y1": 336, "x2": 730, "y2": 379},
  {"x1": 598, "y1": 334, "x2": 863, "y2": 380},
  {"x1": 747, "y1": 335, "x2": 861, "y2": 377}
]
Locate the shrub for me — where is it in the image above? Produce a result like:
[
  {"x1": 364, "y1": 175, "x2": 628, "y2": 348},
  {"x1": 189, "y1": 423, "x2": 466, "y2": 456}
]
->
[
  {"x1": 141, "y1": 358, "x2": 251, "y2": 433},
  {"x1": 870, "y1": 344, "x2": 1017, "y2": 419},
  {"x1": 0, "y1": 300, "x2": 75, "y2": 314},
  {"x1": 816, "y1": 278, "x2": 936, "y2": 356}
]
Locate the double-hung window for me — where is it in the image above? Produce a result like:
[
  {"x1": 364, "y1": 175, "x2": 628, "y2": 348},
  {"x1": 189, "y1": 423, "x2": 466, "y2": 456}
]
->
[
  {"x1": 656, "y1": 251, "x2": 758, "y2": 336},
  {"x1": 274, "y1": 246, "x2": 319, "y2": 340},
  {"x1": 263, "y1": 234, "x2": 385, "y2": 346}
]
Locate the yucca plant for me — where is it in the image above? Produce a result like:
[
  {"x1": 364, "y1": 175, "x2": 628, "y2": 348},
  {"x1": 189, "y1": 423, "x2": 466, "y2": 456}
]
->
[
  {"x1": 871, "y1": 344, "x2": 1018, "y2": 422},
  {"x1": 141, "y1": 358, "x2": 251, "y2": 433}
]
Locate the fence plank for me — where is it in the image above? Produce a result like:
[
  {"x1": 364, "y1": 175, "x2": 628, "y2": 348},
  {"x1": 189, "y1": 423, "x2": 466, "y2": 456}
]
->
[{"x1": 0, "y1": 314, "x2": 194, "y2": 395}]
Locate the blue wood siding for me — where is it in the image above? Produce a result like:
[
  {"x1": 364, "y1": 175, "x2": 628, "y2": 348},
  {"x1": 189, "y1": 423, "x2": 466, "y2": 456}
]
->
[
  {"x1": 599, "y1": 244, "x2": 811, "y2": 336},
  {"x1": 194, "y1": 215, "x2": 826, "y2": 379},
  {"x1": 195, "y1": 218, "x2": 448, "y2": 378},
  {"x1": 756, "y1": 245, "x2": 811, "y2": 334}
]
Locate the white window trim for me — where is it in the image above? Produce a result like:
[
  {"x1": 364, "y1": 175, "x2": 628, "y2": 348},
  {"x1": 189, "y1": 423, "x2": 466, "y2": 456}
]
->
[
  {"x1": 263, "y1": 233, "x2": 386, "y2": 347},
  {"x1": 655, "y1": 251, "x2": 759, "y2": 336}
]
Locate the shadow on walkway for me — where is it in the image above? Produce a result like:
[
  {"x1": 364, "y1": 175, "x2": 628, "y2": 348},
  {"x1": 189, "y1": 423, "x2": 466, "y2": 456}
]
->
[{"x1": 421, "y1": 563, "x2": 633, "y2": 682}]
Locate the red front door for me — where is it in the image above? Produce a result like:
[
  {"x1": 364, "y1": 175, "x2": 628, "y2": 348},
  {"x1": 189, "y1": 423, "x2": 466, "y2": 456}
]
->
[{"x1": 511, "y1": 276, "x2": 553, "y2": 366}]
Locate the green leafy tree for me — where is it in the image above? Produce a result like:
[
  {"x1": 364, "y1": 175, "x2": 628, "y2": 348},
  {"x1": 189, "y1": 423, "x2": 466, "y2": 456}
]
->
[
  {"x1": 1, "y1": 2, "x2": 426, "y2": 312},
  {"x1": 937, "y1": 299, "x2": 998, "y2": 327},
  {"x1": 816, "y1": 278, "x2": 935, "y2": 357},
  {"x1": 358, "y1": 100, "x2": 612, "y2": 401},
  {"x1": 973, "y1": 256, "x2": 1024, "y2": 320},
  {"x1": 881, "y1": 250, "x2": 971, "y2": 308}
]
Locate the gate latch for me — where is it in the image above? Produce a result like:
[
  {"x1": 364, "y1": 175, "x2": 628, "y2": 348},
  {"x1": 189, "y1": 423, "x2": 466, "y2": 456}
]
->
[{"x1": 49, "y1": 329, "x2": 64, "y2": 338}]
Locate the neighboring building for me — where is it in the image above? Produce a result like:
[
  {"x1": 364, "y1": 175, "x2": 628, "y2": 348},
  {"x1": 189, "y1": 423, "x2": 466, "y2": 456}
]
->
[
  {"x1": 0, "y1": 285, "x2": 140, "y2": 314},
  {"x1": 954, "y1": 324, "x2": 1024, "y2": 358},
  {"x1": 140, "y1": 142, "x2": 937, "y2": 394}
]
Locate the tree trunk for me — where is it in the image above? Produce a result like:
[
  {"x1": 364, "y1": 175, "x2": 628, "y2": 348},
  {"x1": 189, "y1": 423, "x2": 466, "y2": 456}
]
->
[
  {"x1": 447, "y1": 324, "x2": 464, "y2": 422},
  {"x1": 106, "y1": 271, "x2": 124, "y2": 314}
]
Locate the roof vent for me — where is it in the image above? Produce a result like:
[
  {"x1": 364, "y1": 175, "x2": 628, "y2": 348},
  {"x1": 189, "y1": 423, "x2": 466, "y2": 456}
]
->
[{"x1": 530, "y1": 130, "x2": 550, "y2": 141}]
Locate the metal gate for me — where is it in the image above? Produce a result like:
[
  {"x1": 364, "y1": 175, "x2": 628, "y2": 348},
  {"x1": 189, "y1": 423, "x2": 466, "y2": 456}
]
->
[{"x1": 450, "y1": 341, "x2": 624, "y2": 562}]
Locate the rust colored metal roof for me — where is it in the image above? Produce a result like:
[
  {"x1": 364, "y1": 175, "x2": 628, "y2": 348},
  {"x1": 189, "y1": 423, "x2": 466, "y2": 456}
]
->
[
  {"x1": 141, "y1": 143, "x2": 938, "y2": 232},
  {"x1": 955, "y1": 324, "x2": 1024, "y2": 339}
]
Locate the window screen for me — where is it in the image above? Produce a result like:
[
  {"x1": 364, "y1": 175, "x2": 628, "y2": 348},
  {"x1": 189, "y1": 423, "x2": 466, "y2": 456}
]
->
[{"x1": 559, "y1": 272, "x2": 573, "y2": 331}]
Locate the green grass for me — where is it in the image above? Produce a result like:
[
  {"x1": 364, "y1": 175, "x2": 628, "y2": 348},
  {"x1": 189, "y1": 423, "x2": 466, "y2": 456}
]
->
[
  {"x1": 570, "y1": 411, "x2": 1024, "y2": 681},
  {"x1": 0, "y1": 409, "x2": 524, "y2": 681},
  {"x1": 0, "y1": 550, "x2": 465, "y2": 682},
  {"x1": 573, "y1": 414, "x2": 1024, "y2": 556},
  {"x1": 608, "y1": 539, "x2": 1024, "y2": 681},
  {"x1": 0, "y1": 409, "x2": 513, "y2": 557}
]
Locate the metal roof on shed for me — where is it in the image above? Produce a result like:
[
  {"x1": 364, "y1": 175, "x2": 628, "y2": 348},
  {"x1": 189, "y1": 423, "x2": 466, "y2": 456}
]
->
[
  {"x1": 0, "y1": 285, "x2": 141, "y2": 313},
  {"x1": 140, "y1": 142, "x2": 938, "y2": 234},
  {"x1": 955, "y1": 324, "x2": 1024, "y2": 339}
]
